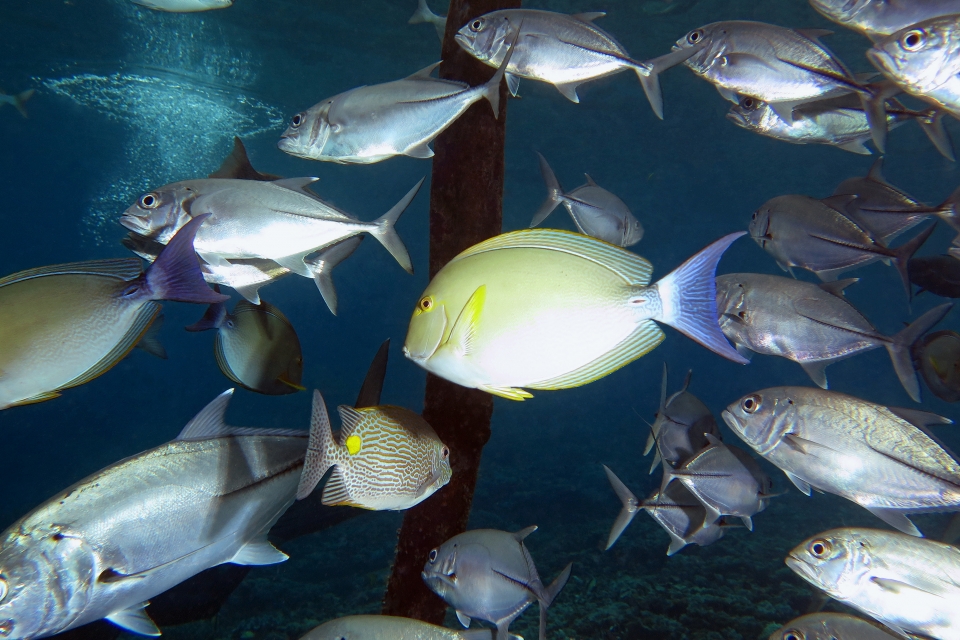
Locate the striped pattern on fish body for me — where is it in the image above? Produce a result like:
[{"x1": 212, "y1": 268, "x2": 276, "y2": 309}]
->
[{"x1": 296, "y1": 391, "x2": 451, "y2": 511}]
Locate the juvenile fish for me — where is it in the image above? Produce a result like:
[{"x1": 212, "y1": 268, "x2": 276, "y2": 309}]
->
[
  {"x1": 787, "y1": 528, "x2": 960, "y2": 640},
  {"x1": 868, "y1": 15, "x2": 960, "y2": 120},
  {"x1": 0, "y1": 390, "x2": 302, "y2": 638},
  {"x1": 120, "y1": 176, "x2": 421, "y2": 278},
  {"x1": 0, "y1": 88, "x2": 33, "y2": 118},
  {"x1": 723, "y1": 387, "x2": 958, "y2": 536},
  {"x1": 301, "y1": 615, "x2": 515, "y2": 640},
  {"x1": 716, "y1": 273, "x2": 951, "y2": 401},
  {"x1": 811, "y1": 0, "x2": 960, "y2": 38},
  {"x1": 130, "y1": 0, "x2": 231, "y2": 10},
  {"x1": 408, "y1": 0, "x2": 446, "y2": 42},
  {"x1": 643, "y1": 364, "x2": 720, "y2": 472},
  {"x1": 403, "y1": 230, "x2": 747, "y2": 401},
  {"x1": 295, "y1": 390, "x2": 451, "y2": 511},
  {"x1": 0, "y1": 216, "x2": 225, "y2": 411},
  {"x1": 454, "y1": 8, "x2": 700, "y2": 118},
  {"x1": 770, "y1": 612, "x2": 907, "y2": 640},
  {"x1": 912, "y1": 330, "x2": 960, "y2": 402},
  {"x1": 749, "y1": 193, "x2": 935, "y2": 293},
  {"x1": 422, "y1": 527, "x2": 572, "y2": 640},
  {"x1": 278, "y1": 34, "x2": 516, "y2": 164},
  {"x1": 530, "y1": 152, "x2": 643, "y2": 247},
  {"x1": 187, "y1": 298, "x2": 304, "y2": 396},
  {"x1": 603, "y1": 465, "x2": 729, "y2": 554}
]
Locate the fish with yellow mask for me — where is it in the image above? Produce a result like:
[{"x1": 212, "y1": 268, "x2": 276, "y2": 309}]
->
[
  {"x1": 0, "y1": 215, "x2": 226, "y2": 411},
  {"x1": 403, "y1": 229, "x2": 747, "y2": 400},
  {"x1": 186, "y1": 294, "x2": 305, "y2": 396},
  {"x1": 296, "y1": 389, "x2": 451, "y2": 510},
  {"x1": 913, "y1": 330, "x2": 960, "y2": 402}
]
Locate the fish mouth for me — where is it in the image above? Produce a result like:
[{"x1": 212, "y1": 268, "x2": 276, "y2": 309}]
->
[
  {"x1": 454, "y1": 32, "x2": 474, "y2": 52},
  {"x1": 720, "y1": 409, "x2": 743, "y2": 433},
  {"x1": 784, "y1": 551, "x2": 818, "y2": 585},
  {"x1": 119, "y1": 213, "x2": 150, "y2": 235},
  {"x1": 725, "y1": 110, "x2": 748, "y2": 128}
]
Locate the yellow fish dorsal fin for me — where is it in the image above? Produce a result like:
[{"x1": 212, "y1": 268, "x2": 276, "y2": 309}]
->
[
  {"x1": 447, "y1": 285, "x2": 486, "y2": 357},
  {"x1": 345, "y1": 434, "x2": 362, "y2": 455},
  {"x1": 449, "y1": 229, "x2": 653, "y2": 286}
]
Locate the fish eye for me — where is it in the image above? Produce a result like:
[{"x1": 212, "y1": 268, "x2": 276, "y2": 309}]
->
[
  {"x1": 784, "y1": 630, "x2": 804, "y2": 640},
  {"x1": 291, "y1": 113, "x2": 304, "y2": 128},
  {"x1": 441, "y1": 446, "x2": 449, "y2": 458},
  {"x1": 809, "y1": 539, "x2": 832, "y2": 558},
  {"x1": 428, "y1": 548, "x2": 438, "y2": 563},
  {"x1": 470, "y1": 18, "x2": 484, "y2": 32},
  {"x1": 740, "y1": 394, "x2": 761, "y2": 414},
  {"x1": 226, "y1": 319, "x2": 235, "y2": 329},
  {"x1": 901, "y1": 29, "x2": 925, "y2": 51},
  {"x1": 121, "y1": 283, "x2": 141, "y2": 298},
  {"x1": 139, "y1": 193, "x2": 160, "y2": 209},
  {"x1": 687, "y1": 29, "x2": 704, "y2": 45},
  {"x1": 741, "y1": 96, "x2": 756, "y2": 110},
  {"x1": 418, "y1": 296, "x2": 434, "y2": 311}
]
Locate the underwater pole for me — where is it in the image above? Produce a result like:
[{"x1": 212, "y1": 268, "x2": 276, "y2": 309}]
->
[{"x1": 381, "y1": 0, "x2": 520, "y2": 623}]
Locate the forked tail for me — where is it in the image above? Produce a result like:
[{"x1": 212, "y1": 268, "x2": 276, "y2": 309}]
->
[
  {"x1": 885, "y1": 302, "x2": 953, "y2": 402},
  {"x1": 372, "y1": 179, "x2": 423, "y2": 274}
]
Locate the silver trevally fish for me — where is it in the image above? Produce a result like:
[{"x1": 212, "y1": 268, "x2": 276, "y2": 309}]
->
[
  {"x1": 408, "y1": 0, "x2": 447, "y2": 42},
  {"x1": 768, "y1": 612, "x2": 901, "y2": 640},
  {"x1": 868, "y1": 15, "x2": 960, "y2": 120},
  {"x1": 295, "y1": 390, "x2": 451, "y2": 510},
  {"x1": 0, "y1": 215, "x2": 226, "y2": 411},
  {"x1": 454, "y1": 8, "x2": 701, "y2": 118},
  {"x1": 674, "y1": 21, "x2": 884, "y2": 149},
  {"x1": 0, "y1": 390, "x2": 303, "y2": 638},
  {"x1": 786, "y1": 528, "x2": 960, "y2": 640},
  {"x1": 749, "y1": 193, "x2": 935, "y2": 292},
  {"x1": 603, "y1": 465, "x2": 730, "y2": 554},
  {"x1": 0, "y1": 88, "x2": 34, "y2": 118},
  {"x1": 301, "y1": 615, "x2": 517, "y2": 640},
  {"x1": 727, "y1": 93, "x2": 947, "y2": 157},
  {"x1": 277, "y1": 32, "x2": 517, "y2": 164},
  {"x1": 810, "y1": 0, "x2": 960, "y2": 39},
  {"x1": 130, "y1": 0, "x2": 231, "y2": 11},
  {"x1": 120, "y1": 175, "x2": 421, "y2": 277},
  {"x1": 186, "y1": 297, "x2": 305, "y2": 396},
  {"x1": 715, "y1": 272, "x2": 952, "y2": 401},
  {"x1": 661, "y1": 436, "x2": 769, "y2": 530},
  {"x1": 403, "y1": 229, "x2": 748, "y2": 401},
  {"x1": 643, "y1": 364, "x2": 720, "y2": 473},
  {"x1": 723, "y1": 387, "x2": 958, "y2": 536},
  {"x1": 422, "y1": 527, "x2": 572, "y2": 640},
  {"x1": 530, "y1": 152, "x2": 643, "y2": 247},
  {"x1": 833, "y1": 158, "x2": 960, "y2": 244},
  {"x1": 123, "y1": 232, "x2": 363, "y2": 314}
]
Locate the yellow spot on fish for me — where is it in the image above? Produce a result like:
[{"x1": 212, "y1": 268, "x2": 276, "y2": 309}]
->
[{"x1": 346, "y1": 435, "x2": 362, "y2": 455}]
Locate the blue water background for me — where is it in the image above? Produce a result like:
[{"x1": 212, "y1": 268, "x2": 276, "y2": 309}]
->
[{"x1": 1, "y1": 0, "x2": 960, "y2": 638}]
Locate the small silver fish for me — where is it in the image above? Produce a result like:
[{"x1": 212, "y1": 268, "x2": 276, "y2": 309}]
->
[
  {"x1": 603, "y1": 465, "x2": 730, "y2": 554},
  {"x1": 912, "y1": 330, "x2": 960, "y2": 402},
  {"x1": 454, "y1": 8, "x2": 700, "y2": 118},
  {"x1": 643, "y1": 364, "x2": 720, "y2": 472},
  {"x1": 786, "y1": 528, "x2": 960, "y2": 640},
  {"x1": 749, "y1": 193, "x2": 935, "y2": 292},
  {"x1": 295, "y1": 390, "x2": 451, "y2": 511},
  {"x1": 422, "y1": 527, "x2": 572, "y2": 640},
  {"x1": 530, "y1": 152, "x2": 643, "y2": 247},
  {"x1": 723, "y1": 387, "x2": 958, "y2": 536},
  {"x1": 868, "y1": 15, "x2": 960, "y2": 120},
  {"x1": 0, "y1": 88, "x2": 33, "y2": 118},
  {"x1": 130, "y1": 0, "x2": 231, "y2": 11},
  {"x1": 810, "y1": 0, "x2": 960, "y2": 39},
  {"x1": 715, "y1": 272, "x2": 951, "y2": 401},
  {"x1": 301, "y1": 615, "x2": 515, "y2": 640},
  {"x1": 186, "y1": 298, "x2": 305, "y2": 396},
  {"x1": 408, "y1": 0, "x2": 446, "y2": 42},
  {"x1": 769, "y1": 612, "x2": 904, "y2": 640}
]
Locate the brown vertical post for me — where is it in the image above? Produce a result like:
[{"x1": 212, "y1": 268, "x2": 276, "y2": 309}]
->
[{"x1": 381, "y1": 0, "x2": 520, "y2": 623}]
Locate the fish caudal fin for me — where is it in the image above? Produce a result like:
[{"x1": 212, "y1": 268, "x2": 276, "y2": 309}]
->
[
  {"x1": 530, "y1": 152, "x2": 563, "y2": 227},
  {"x1": 886, "y1": 302, "x2": 953, "y2": 402},
  {"x1": 891, "y1": 223, "x2": 936, "y2": 300},
  {"x1": 145, "y1": 214, "x2": 230, "y2": 304},
  {"x1": 13, "y1": 88, "x2": 34, "y2": 118},
  {"x1": 603, "y1": 465, "x2": 639, "y2": 550},
  {"x1": 408, "y1": 0, "x2": 445, "y2": 41},
  {"x1": 936, "y1": 186, "x2": 960, "y2": 233},
  {"x1": 372, "y1": 179, "x2": 422, "y2": 274},
  {"x1": 481, "y1": 24, "x2": 521, "y2": 118},
  {"x1": 538, "y1": 562, "x2": 572, "y2": 640},
  {"x1": 304, "y1": 236, "x2": 363, "y2": 315},
  {"x1": 654, "y1": 232, "x2": 749, "y2": 364},
  {"x1": 634, "y1": 47, "x2": 700, "y2": 120},
  {"x1": 296, "y1": 390, "x2": 338, "y2": 500}
]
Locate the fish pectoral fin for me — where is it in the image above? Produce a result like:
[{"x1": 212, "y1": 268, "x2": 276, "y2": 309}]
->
[
  {"x1": 105, "y1": 602, "x2": 161, "y2": 637},
  {"x1": 799, "y1": 361, "x2": 829, "y2": 389},
  {"x1": 783, "y1": 471, "x2": 813, "y2": 496},
  {"x1": 415, "y1": 469, "x2": 443, "y2": 498},
  {"x1": 480, "y1": 385, "x2": 533, "y2": 401},
  {"x1": 456, "y1": 610, "x2": 472, "y2": 628},
  {"x1": 276, "y1": 374, "x2": 306, "y2": 391},
  {"x1": 716, "y1": 86, "x2": 739, "y2": 104},
  {"x1": 864, "y1": 507, "x2": 922, "y2": 537},
  {"x1": 448, "y1": 285, "x2": 486, "y2": 357},
  {"x1": 870, "y1": 576, "x2": 939, "y2": 597},
  {"x1": 505, "y1": 73, "x2": 521, "y2": 98},
  {"x1": 229, "y1": 538, "x2": 289, "y2": 566},
  {"x1": 197, "y1": 250, "x2": 232, "y2": 268}
]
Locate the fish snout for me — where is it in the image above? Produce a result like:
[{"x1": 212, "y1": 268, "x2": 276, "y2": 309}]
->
[{"x1": 454, "y1": 32, "x2": 473, "y2": 52}]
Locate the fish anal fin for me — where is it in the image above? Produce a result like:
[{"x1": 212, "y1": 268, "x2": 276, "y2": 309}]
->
[
  {"x1": 800, "y1": 360, "x2": 829, "y2": 389},
  {"x1": 479, "y1": 385, "x2": 533, "y2": 401},
  {"x1": 784, "y1": 470, "x2": 813, "y2": 496},
  {"x1": 229, "y1": 539, "x2": 289, "y2": 565},
  {"x1": 105, "y1": 603, "x2": 160, "y2": 637},
  {"x1": 321, "y1": 467, "x2": 352, "y2": 506}
]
